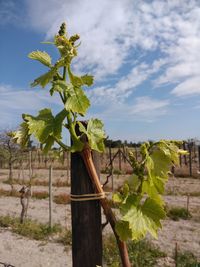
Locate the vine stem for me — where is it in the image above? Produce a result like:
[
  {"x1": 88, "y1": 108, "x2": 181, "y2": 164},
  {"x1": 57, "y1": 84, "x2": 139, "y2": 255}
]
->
[{"x1": 81, "y1": 143, "x2": 132, "y2": 267}]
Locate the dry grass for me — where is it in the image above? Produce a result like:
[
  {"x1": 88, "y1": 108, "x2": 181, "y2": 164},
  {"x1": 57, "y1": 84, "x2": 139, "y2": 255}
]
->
[
  {"x1": 54, "y1": 193, "x2": 71, "y2": 204},
  {"x1": 3, "y1": 178, "x2": 70, "y2": 187}
]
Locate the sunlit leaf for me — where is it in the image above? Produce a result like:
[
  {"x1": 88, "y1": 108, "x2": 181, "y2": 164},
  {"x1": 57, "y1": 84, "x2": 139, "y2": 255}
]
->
[
  {"x1": 78, "y1": 118, "x2": 106, "y2": 152},
  {"x1": 31, "y1": 68, "x2": 57, "y2": 88},
  {"x1": 65, "y1": 86, "x2": 90, "y2": 115},
  {"x1": 28, "y1": 50, "x2": 52, "y2": 67},
  {"x1": 121, "y1": 198, "x2": 165, "y2": 241}
]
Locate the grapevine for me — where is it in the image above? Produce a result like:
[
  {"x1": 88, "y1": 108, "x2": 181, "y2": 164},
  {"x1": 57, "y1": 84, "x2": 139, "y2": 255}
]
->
[{"x1": 13, "y1": 22, "x2": 186, "y2": 266}]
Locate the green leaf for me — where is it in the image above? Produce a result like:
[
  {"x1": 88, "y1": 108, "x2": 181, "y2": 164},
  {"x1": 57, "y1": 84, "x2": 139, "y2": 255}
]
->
[
  {"x1": 68, "y1": 66, "x2": 94, "y2": 87},
  {"x1": 31, "y1": 68, "x2": 57, "y2": 88},
  {"x1": 121, "y1": 198, "x2": 165, "y2": 241},
  {"x1": 28, "y1": 50, "x2": 52, "y2": 67},
  {"x1": 54, "y1": 109, "x2": 68, "y2": 138},
  {"x1": 23, "y1": 108, "x2": 67, "y2": 153},
  {"x1": 43, "y1": 136, "x2": 54, "y2": 154},
  {"x1": 81, "y1": 74, "x2": 94, "y2": 86},
  {"x1": 13, "y1": 122, "x2": 30, "y2": 147},
  {"x1": 115, "y1": 221, "x2": 132, "y2": 241},
  {"x1": 51, "y1": 80, "x2": 72, "y2": 95},
  {"x1": 70, "y1": 137, "x2": 84, "y2": 153},
  {"x1": 24, "y1": 109, "x2": 54, "y2": 143},
  {"x1": 113, "y1": 184, "x2": 129, "y2": 204},
  {"x1": 150, "y1": 149, "x2": 171, "y2": 179},
  {"x1": 128, "y1": 174, "x2": 141, "y2": 192},
  {"x1": 78, "y1": 119, "x2": 106, "y2": 152},
  {"x1": 142, "y1": 180, "x2": 164, "y2": 205},
  {"x1": 65, "y1": 86, "x2": 90, "y2": 115}
]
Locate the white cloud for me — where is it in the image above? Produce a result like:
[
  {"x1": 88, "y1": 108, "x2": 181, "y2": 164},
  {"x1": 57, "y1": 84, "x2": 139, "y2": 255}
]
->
[
  {"x1": 88, "y1": 95, "x2": 169, "y2": 123},
  {"x1": 171, "y1": 77, "x2": 200, "y2": 96},
  {"x1": 25, "y1": 0, "x2": 134, "y2": 78},
  {"x1": 2, "y1": 0, "x2": 200, "y2": 130},
  {"x1": 23, "y1": 0, "x2": 200, "y2": 98},
  {"x1": 0, "y1": 84, "x2": 62, "y2": 128}
]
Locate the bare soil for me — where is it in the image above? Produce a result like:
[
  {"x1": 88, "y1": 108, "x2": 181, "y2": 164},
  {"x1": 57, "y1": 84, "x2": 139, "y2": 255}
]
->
[{"x1": 0, "y1": 168, "x2": 200, "y2": 266}]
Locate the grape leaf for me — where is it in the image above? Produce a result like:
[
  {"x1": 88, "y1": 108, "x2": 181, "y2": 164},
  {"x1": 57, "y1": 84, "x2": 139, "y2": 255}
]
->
[
  {"x1": 13, "y1": 122, "x2": 30, "y2": 147},
  {"x1": 31, "y1": 68, "x2": 57, "y2": 88},
  {"x1": 68, "y1": 67, "x2": 94, "y2": 87},
  {"x1": 120, "y1": 198, "x2": 165, "y2": 241},
  {"x1": 142, "y1": 180, "x2": 164, "y2": 205},
  {"x1": 65, "y1": 86, "x2": 90, "y2": 115},
  {"x1": 78, "y1": 118, "x2": 105, "y2": 152},
  {"x1": 70, "y1": 137, "x2": 84, "y2": 153},
  {"x1": 115, "y1": 221, "x2": 132, "y2": 241},
  {"x1": 28, "y1": 50, "x2": 52, "y2": 67},
  {"x1": 22, "y1": 109, "x2": 67, "y2": 153}
]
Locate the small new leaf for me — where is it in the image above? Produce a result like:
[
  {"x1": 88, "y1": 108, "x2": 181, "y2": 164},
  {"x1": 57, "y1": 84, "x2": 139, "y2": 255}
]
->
[
  {"x1": 13, "y1": 122, "x2": 30, "y2": 147},
  {"x1": 78, "y1": 119, "x2": 106, "y2": 152},
  {"x1": 68, "y1": 67, "x2": 94, "y2": 87},
  {"x1": 31, "y1": 68, "x2": 57, "y2": 88},
  {"x1": 28, "y1": 50, "x2": 52, "y2": 67}
]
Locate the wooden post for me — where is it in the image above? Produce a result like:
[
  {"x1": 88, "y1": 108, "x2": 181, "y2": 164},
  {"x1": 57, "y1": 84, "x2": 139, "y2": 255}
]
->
[
  {"x1": 179, "y1": 154, "x2": 182, "y2": 167},
  {"x1": 183, "y1": 142, "x2": 187, "y2": 166},
  {"x1": 198, "y1": 146, "x2": 200, "y2": 172},
  {"x1": 109, "y1": 146, "x2": 114, "y2": 191},
  {"x1": 66, "y1": 151, "x2": 70, "y2": 184},
  {"x1": 49, "y1": 165, "x2": 53, "y2": 228},
  {"x1": 118, "y1": 149, "x2": 122, "y2": 171},
  {"x1": 71, "y1": 151, "x2": 102, "y2": 267},
  {"x1": 29, "y1": 150, "x2": 32, "y2": 179},
  {"x1": 188, "y1": 143, "x2": 192, "y2": 177}
]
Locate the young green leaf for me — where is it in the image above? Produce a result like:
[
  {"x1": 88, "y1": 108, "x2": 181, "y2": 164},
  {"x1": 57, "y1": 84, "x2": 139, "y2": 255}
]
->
[
  {"x1": 78, "y1": 118, "x2": 106, "y2": 152},
  {"x1": 28, "y1": 50, "x2": 52, "y2": 67},
  {"x1": 65, "y1": 86, "x2": 90, "y2": 115},
  {"x1": 31, "y1": 68, "x2": 57, "y2": 88},
  {"x1": 115, "y1": 221, "x2": 132, "y2": 241},
  {"x1": 21, "y1": 109, "x2": 68, "y2": 153},
  {"x1": 13, "y1": 122, "x2": 30, "y2": 147},
  {"x1": 120, "y1": 198, "x2": 165, "y2": 241},
  {"x1": 68, "y1": 67, "x2": 94, "y2": 87}
]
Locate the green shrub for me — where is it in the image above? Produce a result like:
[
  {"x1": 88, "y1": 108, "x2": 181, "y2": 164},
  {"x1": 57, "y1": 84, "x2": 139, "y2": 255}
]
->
[
  {"x1": 57, "y1": 229, "x2": 72, "y2": 246},
  {"x1": 167, "y1": 207, "x2": 191, "y2": 221},
  {"x1": 0, "y1": 215, "x2": 61, "y2": 240},
  {"x1": 103, "y1": 235, "x2": 166, "y2": 267},
  {"x1": 176, "y1": 251, "x2": 200, "y2": 267}
]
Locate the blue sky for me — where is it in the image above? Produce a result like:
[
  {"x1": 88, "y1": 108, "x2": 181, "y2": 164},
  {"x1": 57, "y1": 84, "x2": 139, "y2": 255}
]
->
[{"x1": 0, "y1": 0, "x2": 200, "y2": 142}]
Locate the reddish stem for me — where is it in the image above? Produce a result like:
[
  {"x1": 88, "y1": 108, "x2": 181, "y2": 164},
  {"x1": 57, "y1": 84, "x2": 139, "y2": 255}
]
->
[{"x1": 81, "y1": 145, "x2": 132, "y2": 267}]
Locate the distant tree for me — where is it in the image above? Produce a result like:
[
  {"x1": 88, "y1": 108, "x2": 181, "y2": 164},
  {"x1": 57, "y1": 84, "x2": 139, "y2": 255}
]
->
[{"x1": 0, "y1": 131, "x2": 21, "y2": 191}]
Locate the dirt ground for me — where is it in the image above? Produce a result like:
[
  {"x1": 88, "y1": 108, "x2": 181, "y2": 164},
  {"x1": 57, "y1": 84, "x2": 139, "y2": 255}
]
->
[{"x1": 0, "y1": 168, "x2": 200, "y2": 266}]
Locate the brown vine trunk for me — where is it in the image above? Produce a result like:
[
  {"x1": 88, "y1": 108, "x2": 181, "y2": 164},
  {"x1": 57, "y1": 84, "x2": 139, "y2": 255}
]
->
[{"x1": 81, "y1": 144, "x2": 131, "y2": 267}]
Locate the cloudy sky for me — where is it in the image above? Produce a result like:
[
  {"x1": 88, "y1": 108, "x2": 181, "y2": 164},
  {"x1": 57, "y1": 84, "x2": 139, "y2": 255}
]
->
[{"x1": 0, "y1": 0, "x2": 200, "y2": 142}]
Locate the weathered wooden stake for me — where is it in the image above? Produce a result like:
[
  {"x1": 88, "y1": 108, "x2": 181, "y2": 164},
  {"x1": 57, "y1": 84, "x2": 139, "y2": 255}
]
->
[
  {"x1": 188, "y1": 143, "x2": 192, "y2": 177},
  {"x1": 198, "y1": 146, "x2": 200, "y2": 172},
  {"x1": 71, "y1": 151, "x2": 102, "y2": 267},
  {"x1": 109, "y1": 146, "x2": 114, "y2": 191},
  {"x1": 183, "y1": 142, "x2": 187, "y2": 166},
  {"x1": 118, "y1": 149, "x2": 122, "y2": 171},
  {"x1": 29, "y1": 150, "x2": 32, "y2": 179}
]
